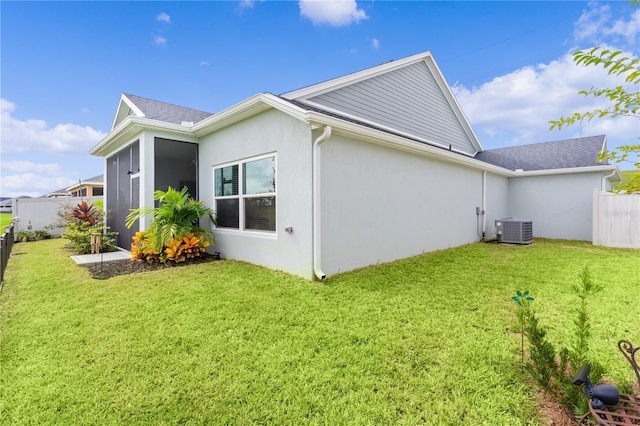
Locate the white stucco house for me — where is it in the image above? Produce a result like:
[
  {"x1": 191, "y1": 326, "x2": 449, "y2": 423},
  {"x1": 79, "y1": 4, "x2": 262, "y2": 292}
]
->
[{"x1": 89, "y1": 51, "x2": 620, "y2": 280}]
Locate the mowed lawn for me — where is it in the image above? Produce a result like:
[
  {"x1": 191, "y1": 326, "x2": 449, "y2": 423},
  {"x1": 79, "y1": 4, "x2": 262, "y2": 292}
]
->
[
  {"x1": 0, "y1": 213, "x2": 12, "y2": 228},
  {"x1": 1, "y1": 238, "x2": 638, "y2": 425}
]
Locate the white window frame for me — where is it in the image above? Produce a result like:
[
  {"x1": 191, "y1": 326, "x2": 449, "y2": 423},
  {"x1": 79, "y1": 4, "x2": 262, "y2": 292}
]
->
[{"x1": 213, "y1": 153, "x2": 277, "y2": 235}]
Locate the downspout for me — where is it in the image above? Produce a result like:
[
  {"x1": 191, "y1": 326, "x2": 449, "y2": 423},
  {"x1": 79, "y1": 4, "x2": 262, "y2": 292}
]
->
[
  {"x1": 482, "y1": 171, "x2": 487, "y2": 239},
  {"x1": 313, "y1": 125, "x2": 331, "y2": 280},
  {"x1": 601, "y1": 169, "x2": 616, "y2": 191}
]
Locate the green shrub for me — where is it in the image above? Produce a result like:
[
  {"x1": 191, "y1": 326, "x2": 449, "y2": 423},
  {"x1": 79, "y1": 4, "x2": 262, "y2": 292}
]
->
[
  {"x1": 517, "y1": 266, "x2": 604, "y2": 419},
  {"x1": 126, "y1": 186, "x2": 215, "y2": 259},
  {"x1": 63, "y1": 222, "x2": 117, "y2": 254},
  {"x1": 60, "y1": 201, "x2": 118, "y2": 254}
]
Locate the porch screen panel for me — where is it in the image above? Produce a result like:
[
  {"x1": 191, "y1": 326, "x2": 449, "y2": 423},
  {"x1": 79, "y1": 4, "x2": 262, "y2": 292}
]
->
[
  {"x1": 106, "y1": 154, "x2": 118, "y2": 236},
  {"x1": 155, "y1": 138, "x2": 198, "y2": 199},
  {"x1": 105, "y1": 141, "x2": 138, "y2": 248},
  {"x1": 117, "y1": 147, "x2": 132, "y2": 246},
  {"x1": 131, "y1": 142, "x2": 140, "y2": 174}
]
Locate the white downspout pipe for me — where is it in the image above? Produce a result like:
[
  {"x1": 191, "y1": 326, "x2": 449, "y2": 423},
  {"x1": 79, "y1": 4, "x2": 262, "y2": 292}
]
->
[
  {"x1": 601, "y1": 169, "x2": 617, "y2": 191},
  {"x1": 482, "y1": 171, "x2": 487, "y2": 239},
  {"x1": 313, "y1": 125, "x2": 331, "y2": 280}
]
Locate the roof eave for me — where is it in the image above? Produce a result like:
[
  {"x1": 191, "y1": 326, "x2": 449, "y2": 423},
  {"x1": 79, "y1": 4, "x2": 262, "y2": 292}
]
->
[
  {"x1": 305, "y1": 111, "x2": 510, "y2": 176},
  {"x1": 90, "y1": 116, "x2": 196, "y2": 157},
  {"x1": 192, "y1": 93, "x2": 308, "y2": 138},
  {"x1": 282, "y1": 51, "x2": 433, "y2": 100},
  {"x1": 513, "y1": 165, "x2": 621, "y2": 180}
]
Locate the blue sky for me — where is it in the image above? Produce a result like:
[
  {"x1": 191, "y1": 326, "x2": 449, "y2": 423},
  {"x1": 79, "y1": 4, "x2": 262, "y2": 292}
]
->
[{"x1": 1, "y1": 1, "x2": 639, "y2": 197}]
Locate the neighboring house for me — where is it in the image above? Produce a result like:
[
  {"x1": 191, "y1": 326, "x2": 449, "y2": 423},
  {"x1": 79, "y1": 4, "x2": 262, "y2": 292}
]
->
[
  {"x1": 66, "y1": 174, "x2": 104, "y2": 197},
  {"x1": 0, "y1": 198, "x2": 14, "y2": 214},
  {"x1": 90, "y1": 51, "x2": 620, "y2": 280},
  {"x1": 46, "y1": 175, "x2": 104, "y2": 198}
]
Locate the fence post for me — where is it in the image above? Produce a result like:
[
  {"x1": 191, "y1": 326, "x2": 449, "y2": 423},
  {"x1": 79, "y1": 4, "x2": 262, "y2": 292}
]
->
[
  {"x1": 0, "y1": 233, "x2": 6, "y2": 289},
  {"x1": 592, "y1": 189, "x2": 600, "y2": 246},
  {"x1": 1, "y1": 222, "x2": 16, "y2": 290}
]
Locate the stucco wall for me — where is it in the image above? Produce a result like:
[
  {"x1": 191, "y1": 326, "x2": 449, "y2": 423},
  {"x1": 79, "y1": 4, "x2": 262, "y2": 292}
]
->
[
  {"x1": 507, "y1": 172, "x2": 605, "y2": 241},
  {"x1": 319, "y1": 133, "x2": 490, "y2": 275},
  {"x1": 198, "y1": 109, "x2": 314, "y2": 279},
  {"x1": 484, "y1": 172, "x2": 510, "y2": 240}
]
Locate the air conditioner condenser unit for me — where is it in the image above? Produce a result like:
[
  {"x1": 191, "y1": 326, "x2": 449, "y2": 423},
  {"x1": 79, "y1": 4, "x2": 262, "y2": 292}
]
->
[{"x1": 495, "y1": 217, "x2": 533, "y2": 245}]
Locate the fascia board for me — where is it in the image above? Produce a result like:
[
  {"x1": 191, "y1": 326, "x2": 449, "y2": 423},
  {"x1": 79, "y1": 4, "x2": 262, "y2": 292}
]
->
[
  {"x1": 121, "y1": 94, "x2": 146, "y2": 118},
  {"x1": 281, "y1": 51, "x2": 433, "y2": 100},
  {"x1": 306, "y1": 111, "x2": 512, "y2": 176},
  {"x1": 110, "y1": 94, "x2": 146, "y2": 130},
  {"x1": 67, "y1": 181, "x2": 102, "y2": 191},
  {"x1": 422, "y1": 55, "x2": 484, "y2": 153},
  {"x1": 192, "y1": 93, "x2": 308, "y2": 138},
  {"x1": 302, "y1": 99, "x2": 475, "y2": 157},
  {"x1": 90, "y1": 117, "x2": 195, "y2": 157},
  {"x1": 513, "y1": 165, "x2": 621, "y2": 180}
]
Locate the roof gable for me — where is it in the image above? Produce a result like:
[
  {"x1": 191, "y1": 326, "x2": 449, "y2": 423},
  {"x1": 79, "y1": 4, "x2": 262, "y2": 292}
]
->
[
  {"x1": 281, "y1": 51, "x2": 482, "y2": 156},
  {"x1": 475, "y1": 135, "x2": 608, "y2": 171},
  {"x1": 111, "y1": 93, "x2": 214, "y2": 130}
]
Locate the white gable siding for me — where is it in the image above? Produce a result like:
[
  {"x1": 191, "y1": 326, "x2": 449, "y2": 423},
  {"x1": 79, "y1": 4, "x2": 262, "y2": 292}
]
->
[{"x1": 307, "y1": 62, "x2": 477, "y2": 155}]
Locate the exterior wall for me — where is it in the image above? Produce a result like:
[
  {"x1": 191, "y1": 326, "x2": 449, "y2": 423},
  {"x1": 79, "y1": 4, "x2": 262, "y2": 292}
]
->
[
  {"x1": 198, "y1": 109, "x2": 314, "y2": 279},
  {"x1": 308, "y1": 62, "x2": 477, "y2": 155},
  {"x1": 70, "y1": 185, "x2": 103, "y2": 197},
  {"x1": 319, "y1": 133, "x2": 485, "y2": 275},
  {"x1": 507, "y1": 172, "x2": 605, "y2": 241},
  {"x1": 484, "y1": 172, "x2": 510, "y2": 240}
]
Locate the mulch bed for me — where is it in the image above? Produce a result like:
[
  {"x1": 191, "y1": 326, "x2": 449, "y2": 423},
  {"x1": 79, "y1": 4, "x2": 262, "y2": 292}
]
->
[{"x1": 85, "y1": 253, "x2": 218, "y2": 280}]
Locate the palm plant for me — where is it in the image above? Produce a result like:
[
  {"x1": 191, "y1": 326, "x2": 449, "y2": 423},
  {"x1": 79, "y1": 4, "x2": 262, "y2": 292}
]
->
[{"x1": 125, "y1": 187, "x2": 215, "y2": 253}]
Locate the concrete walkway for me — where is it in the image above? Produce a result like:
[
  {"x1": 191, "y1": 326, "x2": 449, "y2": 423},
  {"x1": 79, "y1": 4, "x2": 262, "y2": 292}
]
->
[{"x1": 71, "y1": 248, "x2": 132, "y2": 266}]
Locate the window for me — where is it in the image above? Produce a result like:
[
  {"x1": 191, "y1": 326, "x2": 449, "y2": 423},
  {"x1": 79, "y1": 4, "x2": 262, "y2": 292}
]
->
[
  {"x1": 214, "y1": 154, "x2": 276, "y2": 232},
  {"x1": 93, "y1": 187, "x2": 104, "y2": 196}
]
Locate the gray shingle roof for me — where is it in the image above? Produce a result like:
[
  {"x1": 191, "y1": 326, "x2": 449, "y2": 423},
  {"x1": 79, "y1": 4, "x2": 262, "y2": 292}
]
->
[
  {"x1": 124, "y1": 93, "x2": 213, "y2": 125},
  {"x1": 474, "y1": 135, "x2": 608, "y2": 171}
]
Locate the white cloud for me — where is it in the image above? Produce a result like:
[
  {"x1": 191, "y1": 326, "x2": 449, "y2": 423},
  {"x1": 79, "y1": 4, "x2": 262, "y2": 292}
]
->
[
  {"x1": 0, "y1": 99, "x2": 106, "y2": 155},
  {"x1": 153, "y1": 35, "x2": 167, "y2": 46},
  {"x1": 371, "y1": 38, "x2": 380, "y2": 49},
  {"x1": 200, "y1": 61, "x2": 210, "y2": 66},
  {"x1": 452, "y1": 52, "x2": 638, "y2": 149},
  {"x1": 299, "y1": 0, "x2": 368, "y2": 27},
  {"x1": 239, "y1": 0, "x2": 256, "y2": 9},
  {"x1": 156, "y1": 12, "x2": 171, "y2": 24},
  {"x1": 0, "y1": 173, "x2": 76, "y2": 198},
  {"x1": 575, "y1": 3, "x2": 640, "y2": 46},
  {"x1": 1, "y1": 161, "x2": 64, "y2": 175}
]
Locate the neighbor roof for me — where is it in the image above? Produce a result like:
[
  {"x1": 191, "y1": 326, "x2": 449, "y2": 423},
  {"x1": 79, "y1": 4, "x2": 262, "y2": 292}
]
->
[
  {"x1": 474, "y1": 135, "x2": 608, "y2": 171},
  {"x1": 123, "y1": 93, "x2": 213, "y2": 125}
]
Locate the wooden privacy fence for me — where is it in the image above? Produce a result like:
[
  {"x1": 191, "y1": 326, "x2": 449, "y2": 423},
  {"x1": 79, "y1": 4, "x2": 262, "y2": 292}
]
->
[
  {"x1": 592, "y1": 190, "x2": 640, "y2": 249},
  {"x1": 1, "y1": 221, "x2": 16, "y2": 289}
]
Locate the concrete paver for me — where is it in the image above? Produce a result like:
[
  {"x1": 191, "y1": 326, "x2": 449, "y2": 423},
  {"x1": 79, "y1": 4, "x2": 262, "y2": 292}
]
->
[{"x1": 71, "y1": 249, "x2": 131, "y2": 266}]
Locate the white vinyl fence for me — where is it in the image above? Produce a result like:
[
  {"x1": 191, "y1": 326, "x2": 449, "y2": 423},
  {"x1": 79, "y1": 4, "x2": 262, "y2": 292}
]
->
[
  {"x1": 12, "y1": 197, "x2": 103, "y2": 238},
  {"x1": 592, "y1": 190, "x2": 640, "y2": 249}
]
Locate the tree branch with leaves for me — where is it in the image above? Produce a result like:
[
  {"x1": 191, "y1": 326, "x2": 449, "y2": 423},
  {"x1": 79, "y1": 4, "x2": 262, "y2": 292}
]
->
[{"x1": 550, "y1": 4, "x2": 640, "y2": 193}]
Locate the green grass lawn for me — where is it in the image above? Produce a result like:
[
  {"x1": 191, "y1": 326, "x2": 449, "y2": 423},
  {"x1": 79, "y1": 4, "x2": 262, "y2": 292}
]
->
[
  {"x1": 1, "y1": 239, "x2": 638, "y2": 425},
  {"x1": 0, "y1": 212, "x2": 12, "y2": 228}
]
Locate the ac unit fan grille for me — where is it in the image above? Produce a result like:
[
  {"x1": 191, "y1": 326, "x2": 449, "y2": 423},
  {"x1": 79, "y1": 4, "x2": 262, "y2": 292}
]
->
[{"x1": 495, "y1": 218, "x2": 533, "y2": 244}]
